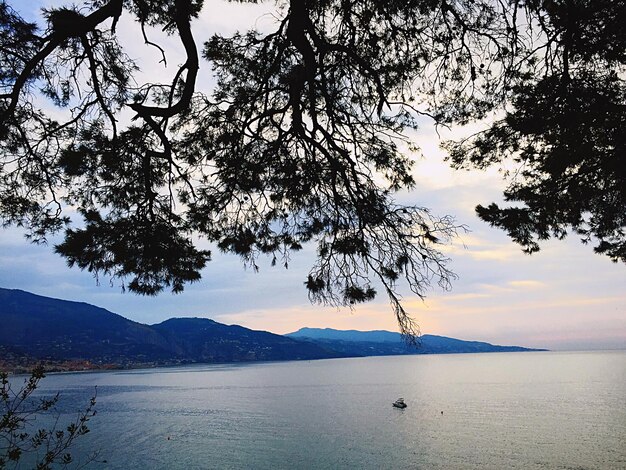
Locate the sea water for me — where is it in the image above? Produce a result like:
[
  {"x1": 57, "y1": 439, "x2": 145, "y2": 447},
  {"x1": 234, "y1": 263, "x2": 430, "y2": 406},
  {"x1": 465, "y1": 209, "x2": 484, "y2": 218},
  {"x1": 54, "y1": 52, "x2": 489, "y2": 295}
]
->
[{"x1": 24, "y1": 351, "x2": 626, "y2": 469}]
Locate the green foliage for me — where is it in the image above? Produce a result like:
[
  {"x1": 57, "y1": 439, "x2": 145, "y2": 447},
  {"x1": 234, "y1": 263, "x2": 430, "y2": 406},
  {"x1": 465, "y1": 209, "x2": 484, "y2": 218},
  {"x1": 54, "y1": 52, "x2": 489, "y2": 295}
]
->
[{"x1": 0, "y1": 367, "x2": 97, "y2": 470}]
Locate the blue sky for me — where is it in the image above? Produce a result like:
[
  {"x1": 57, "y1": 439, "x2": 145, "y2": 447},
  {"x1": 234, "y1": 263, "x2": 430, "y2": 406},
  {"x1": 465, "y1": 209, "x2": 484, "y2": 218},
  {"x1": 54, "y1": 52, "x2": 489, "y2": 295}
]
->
[{"x1": 2, "y1": 0, "x2": 625, "y2": 351}]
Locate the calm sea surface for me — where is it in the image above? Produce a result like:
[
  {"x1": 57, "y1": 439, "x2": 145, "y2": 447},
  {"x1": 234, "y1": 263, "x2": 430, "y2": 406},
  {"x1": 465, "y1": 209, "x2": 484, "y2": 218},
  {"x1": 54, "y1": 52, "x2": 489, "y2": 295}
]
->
[{"x1": 26, "y1": 351, "x2": 626, "y2": 469}]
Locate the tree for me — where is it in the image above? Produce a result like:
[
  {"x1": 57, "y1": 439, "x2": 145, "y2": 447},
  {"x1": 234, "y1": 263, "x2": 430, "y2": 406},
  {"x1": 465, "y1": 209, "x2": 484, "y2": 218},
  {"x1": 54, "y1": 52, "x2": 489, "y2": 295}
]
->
[
  {"x1": 445, "y1": 0, "x2": 626, "y2": 263},
  {"x1": 0, "y1": 0, "x2": 622, "y2": 335},
  {"x1": 0, "y1": 367, "x2": 98, "y2": 469}
]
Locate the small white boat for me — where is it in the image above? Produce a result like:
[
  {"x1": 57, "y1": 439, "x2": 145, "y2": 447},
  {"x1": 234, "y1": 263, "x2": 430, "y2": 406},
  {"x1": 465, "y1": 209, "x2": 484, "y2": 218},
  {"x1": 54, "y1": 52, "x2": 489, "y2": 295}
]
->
[{"x1": 392, "y1": 398, "x2": 407, "y2": 409}]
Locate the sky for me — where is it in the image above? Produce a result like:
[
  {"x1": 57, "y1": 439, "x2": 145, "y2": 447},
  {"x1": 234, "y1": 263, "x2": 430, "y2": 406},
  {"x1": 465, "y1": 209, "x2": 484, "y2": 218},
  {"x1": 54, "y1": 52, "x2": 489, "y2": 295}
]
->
[{"x1": 2, "y1": 0, "x2": 625, "y2": 351}]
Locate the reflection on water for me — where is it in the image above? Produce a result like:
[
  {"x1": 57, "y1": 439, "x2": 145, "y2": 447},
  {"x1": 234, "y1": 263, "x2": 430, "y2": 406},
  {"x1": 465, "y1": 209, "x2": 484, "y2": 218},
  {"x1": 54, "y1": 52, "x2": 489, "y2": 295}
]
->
[{"x1": 31, "y1": 351, "x2": 626, "y2": 469}]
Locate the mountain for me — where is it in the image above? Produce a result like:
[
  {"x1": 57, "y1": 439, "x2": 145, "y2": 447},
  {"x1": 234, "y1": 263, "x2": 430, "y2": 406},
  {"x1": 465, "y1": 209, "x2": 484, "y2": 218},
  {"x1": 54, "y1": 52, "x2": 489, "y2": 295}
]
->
[
  {"x1": 0, "y1": 288, "x2": 545, "y2": 372},
  {"x1": 286, "y1": 327, "x2": 546, "y2": 355},
  {"x1": 288, "y1": 327, "x2": 402, "y2": 343},
  {"x1": 0, "y1": 288, "x2": 342, "y2": 369},
  {"x1": 152, "y1": 318, "x2": 340, "y2": 362},
  {"x1": 0, "y1": 288, "x2": 173, "y2": 364}
]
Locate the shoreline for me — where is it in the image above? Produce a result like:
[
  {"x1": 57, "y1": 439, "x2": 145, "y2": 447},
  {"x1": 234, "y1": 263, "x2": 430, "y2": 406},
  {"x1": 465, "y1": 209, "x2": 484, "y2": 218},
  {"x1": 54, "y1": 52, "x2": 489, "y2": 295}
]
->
[{"x1": 1, "y1": 348, "x2": 557, "y2": 376}]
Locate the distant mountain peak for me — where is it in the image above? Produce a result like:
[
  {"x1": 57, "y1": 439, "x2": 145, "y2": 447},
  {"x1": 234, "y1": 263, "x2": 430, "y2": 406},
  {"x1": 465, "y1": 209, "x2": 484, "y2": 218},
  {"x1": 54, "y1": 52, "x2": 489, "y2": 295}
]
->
[
  {"x1": 287, "y1": 327, "x2": 403, "y2": 343},
  {"x1": 287, "y1": 327, "x2": 547, "y2": 354},
  {"x1": 153, "y1": 317, "x2": 218, "y2": 326}
]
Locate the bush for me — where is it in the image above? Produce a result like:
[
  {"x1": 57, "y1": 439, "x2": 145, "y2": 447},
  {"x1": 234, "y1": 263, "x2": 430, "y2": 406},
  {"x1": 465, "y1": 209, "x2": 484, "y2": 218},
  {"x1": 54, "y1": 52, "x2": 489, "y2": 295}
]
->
[{"x1": 0, "y1": 366, "x2": 98, "y2": 469}]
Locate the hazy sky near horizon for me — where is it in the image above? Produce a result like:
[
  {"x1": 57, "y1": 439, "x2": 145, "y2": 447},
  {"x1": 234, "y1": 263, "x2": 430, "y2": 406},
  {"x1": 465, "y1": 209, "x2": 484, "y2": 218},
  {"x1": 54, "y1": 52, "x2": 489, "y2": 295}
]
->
[{"x1": 2, "y1": 0, "x2": 625, "y2": 351}]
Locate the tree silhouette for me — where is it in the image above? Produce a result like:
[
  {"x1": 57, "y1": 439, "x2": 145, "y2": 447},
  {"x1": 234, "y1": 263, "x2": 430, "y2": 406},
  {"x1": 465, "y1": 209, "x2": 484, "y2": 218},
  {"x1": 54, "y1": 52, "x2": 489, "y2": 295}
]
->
[
  {"x1": 1, "y1": 0, "x2": 622, "y2": 334},
  {"x1": 0, "y1": 367, "x2": 98, "y2": 469},
  {"x1": 446, "y1": 0, "x2": 625, "y2": 263}
]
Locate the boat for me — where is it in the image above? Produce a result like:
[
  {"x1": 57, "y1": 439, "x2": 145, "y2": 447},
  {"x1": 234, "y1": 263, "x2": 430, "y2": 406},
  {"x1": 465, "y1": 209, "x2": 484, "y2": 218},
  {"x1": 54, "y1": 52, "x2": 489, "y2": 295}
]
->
[{"x1": 392, "y1": 398, "x2": 407, "y2": 409}]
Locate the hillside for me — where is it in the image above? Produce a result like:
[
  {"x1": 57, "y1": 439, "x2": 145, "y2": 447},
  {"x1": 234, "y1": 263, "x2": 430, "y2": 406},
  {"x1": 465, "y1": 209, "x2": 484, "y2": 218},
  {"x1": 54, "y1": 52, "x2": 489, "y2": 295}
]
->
[
  {"x1": 286, "y1": 328, "x2": 546, "y2": 355},
  {"x1": 0, "y1": 288, "x2": 342, "y2": 370},
  {"x1": 152, "y1": 317, "x2": 341, "y2": 362},
  {"x1": 0, "y1": 288, "x2": 172, "y2": 364},
  {"x1": 0, "y1": 288, "x2": 545, "y2": 372}
]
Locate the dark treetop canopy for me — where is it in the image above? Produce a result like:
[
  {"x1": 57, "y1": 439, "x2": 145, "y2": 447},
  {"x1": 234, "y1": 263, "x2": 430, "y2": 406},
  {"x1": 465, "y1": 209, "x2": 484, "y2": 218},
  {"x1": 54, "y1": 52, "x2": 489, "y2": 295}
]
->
[
  {"x1": 0, "y1": 0, "x2": 623, "y2": 335},
  {"x1": 446, "y1": 0, "x2": 626, "y2": 263}
]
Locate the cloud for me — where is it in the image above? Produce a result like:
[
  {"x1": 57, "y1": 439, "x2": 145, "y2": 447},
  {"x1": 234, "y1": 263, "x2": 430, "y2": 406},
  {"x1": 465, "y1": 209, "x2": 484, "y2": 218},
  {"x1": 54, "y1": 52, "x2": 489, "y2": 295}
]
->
[
  {"x1": 444, "y1": 244, "x2": 520, "y2": 262},
  {"x1": 507, "y1": 280, "x2": 545, "y2": 289},
  {"x1": 216, "y1": 302, "x2": 403, "y2": 335}
]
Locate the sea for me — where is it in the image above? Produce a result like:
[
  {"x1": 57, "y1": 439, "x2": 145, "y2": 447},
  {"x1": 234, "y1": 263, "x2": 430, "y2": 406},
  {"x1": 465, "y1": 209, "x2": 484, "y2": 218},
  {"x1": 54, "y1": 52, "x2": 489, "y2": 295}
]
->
[{"x1": 19, "y1": 351, "x2": 626, "y2": 469}]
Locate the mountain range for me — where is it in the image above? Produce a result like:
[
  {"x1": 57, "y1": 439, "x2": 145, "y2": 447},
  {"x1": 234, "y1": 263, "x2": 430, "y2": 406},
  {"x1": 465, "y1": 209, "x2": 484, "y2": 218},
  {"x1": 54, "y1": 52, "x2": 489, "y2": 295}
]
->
[
  {"x1": 287, "y1": 328, "x2": 543, "y2": 355},
  {"x1": 0, "y1": 288, "x2": 545, "y2": 371}
]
